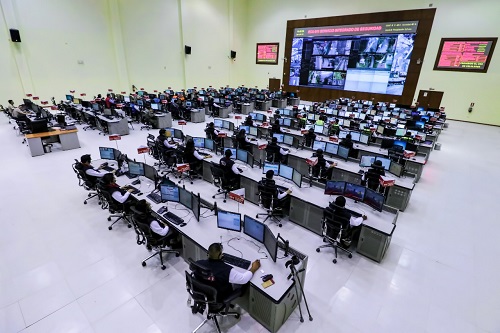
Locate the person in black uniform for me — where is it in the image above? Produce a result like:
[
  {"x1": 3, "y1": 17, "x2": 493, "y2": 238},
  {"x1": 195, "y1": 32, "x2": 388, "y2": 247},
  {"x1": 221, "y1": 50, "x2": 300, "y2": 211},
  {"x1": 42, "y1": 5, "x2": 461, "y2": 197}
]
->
[
  {"x1": 183, "y1": 139, "x2": 205, "y2": 175},
  {"x1": 243, "y1": 115, "x2": 253, "y2": 127},
  {"x1": 80, "y1": 154, "x2": 109, "y2": 186},
  {"x1": 266, "y1": 137, "x2": 289, "y2": 164},
  {"x1": 339, "y1": 133, "x2": 354, "y2": 149},
  {"x1": 364, "y1": 160, "x2": 385, "y2": 191},
  {"x1": 134, "y1": 199, "x2": 179, "y2": 245},
  {"x1": 311, "y1": 149, "x2": 337, "y2": 182},
  {"x1": 156, "y1": 129, "x2": 178, "y2": 150},
  {"x1": 329, "y1": 196, "x2": 367, "y2": 247},
  {"x1": 204, "y1": 122, "x2": 221, "y2": 145},
  {"x1": 196, "y1": 243, "x2": 260, "y2": 302},
  {"x1": 219, "y1": 149, "x2": 242, "y2": 187},
  {"x1": 303, "y1": 127, "x2": 316, "y2": 147},
  {"x1": 102, "y1": 173, "x2": 135, "y2": 210},
  {"x1": 235, "y1": 129, "x2": 251, "y2": 151},
  {"x1": 271, "y1": 119, "x2": 282, "y2": 135}
]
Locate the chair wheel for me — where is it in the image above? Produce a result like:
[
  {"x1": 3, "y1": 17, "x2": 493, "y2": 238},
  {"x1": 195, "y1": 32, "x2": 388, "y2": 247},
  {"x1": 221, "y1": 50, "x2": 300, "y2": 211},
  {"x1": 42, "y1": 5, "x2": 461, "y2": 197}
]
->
[
  {"x1": 235, "y1": 314, "x2": 240, "y2": 319},
  {"x1": 178, "y1": 181, "x2": 181, "y2": 184},
  {"x1": 348, "y1": 254, "x2": 352, "y2": 258},
  {"x1": 333, "y1": 259, "x2": 337, "y2": 264},
  {"x1": 175, "y1": 253, "x2": 180, "y2": 257},
  {"x1": 316, "y1": 248, "x2": 320, "y2": 252},
  {"x1": 88, "y1": 194, "x2": 92, "y2": 197},
  {"x1": 161, "y1": 265, "x2": 166, "y2": 270},
  {"x1": 212, "y1": 195, "x2": 216, "y2": 199},
  {"x1": 142, "y1": 262, "x2": 146, "y2": 267},
  {"x1": 127, "y1": 224, "x2": 132, "y2": 228},
  {"x1": 107, "y1": 217, "x2": 111, "y2": 221},
  {"x1": 223, "y1": 199, "x2": 226, "y2": 203},
  {"x1": 84, "y1": 201, "x2": 87, "y2": 205},
  {"x1": 190, "y1": 181, "x2": 193, "y2": 184},
  {"x1": 108, "y1": 226, "x2": 112, "y2": 230},
  {"x1": 278, "y1": 224, "x2": 282, "y2": 227},
  {"x1": 256, "y1": 215, "x2": 259, "y2": 218},
  {"x1": 323, "y1": 237, "x2": 327, "y2": 242}
]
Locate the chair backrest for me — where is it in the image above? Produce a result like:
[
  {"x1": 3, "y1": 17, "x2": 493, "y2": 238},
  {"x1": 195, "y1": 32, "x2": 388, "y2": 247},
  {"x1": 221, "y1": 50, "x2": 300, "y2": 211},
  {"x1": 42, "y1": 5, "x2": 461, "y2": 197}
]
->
[
  {"x1": 185, "y1": 259, "x2": 219, "y2": 306},
  {"x1": 96, "y1": 182, "x2": 121, "y2": 212},
  {"x1": 365, "y1": 169, "x2": 381, "y2": 190},
  {"x1": 258, "y1": 181, "x2": 277, "y2": 209},
  {"x1": 265, "y1": 145, "x2": 280, "y2": 163},
  {"x1": 323, "y1": 205, "x2": 350, "y2": 239},
  {"x1": 72, "y1": 161, "x2": 96, "y2": 190}
]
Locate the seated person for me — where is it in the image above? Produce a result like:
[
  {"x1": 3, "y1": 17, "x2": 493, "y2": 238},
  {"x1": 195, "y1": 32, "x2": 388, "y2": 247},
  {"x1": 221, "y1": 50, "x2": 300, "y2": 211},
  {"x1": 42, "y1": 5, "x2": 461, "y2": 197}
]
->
[
  {"x1": 329, "y1": 119, "x2": 343, "y2": 136},
  {"x1": 270, "y1": 119, "x2": 282, "y2": 135},
  {"x1": 303, "y1": 127, "x2": 316, "y2": 147},
  {"x1": 330, "y1": 196, "x2": 367, "y2": 247},
  {"x1": 196, "y1": 243, "x2": 260, "y2": 303},
  {"x1": 364, "y1": 160, "x2": 385, "y2": 191},
  {"x1": 101, "y1": 173, "x2": 135, "y2": 211},
  {"x1": 273, "y1": 110, "x2": 281, "y2": 120},
  {"x1": 339, "y1": 133, "x2": 353, "y2": 149},
  {"x1": 80, "y1": 154, "x2": 109, "y2": 185},
  {"x1": 243, "y1": 115, "x2": 253, "y2": 127},
  {"x1": 266, "y1": 137, "x2": 289, "y2": 164},
  {"x1": 12, "y1": 104, "x2": 29, "y2": 120},
  {"x1": 235, "y1": 129, "x2": 251, "y2": 151},
  {"x1": 219, "y1": 149, "x2": 242, "y2": 187},
  {"x1": 315, "y1": 115, "x2": 325, "y2": 126},
  {"x1": 311, "y1": 149, "x2": 337, "y2": 181},
  {"x1": 156, "y1": 129, "x2": 178, "y2": 150},
  {"x1": 401, "y1": 131, "x2": 414, "y2": 142},
  {"x1": 134, "y1": 199, "x2": 179, "y2": 246},
  {"x1": 260, "y1": 170, "x2": 292, "y2": 208},
  {"x1": 183, "y1": 139, "x2": 206, "y2": 175},
  {"x1": 205, "y1": 122, "x2": 220, "y2": 140}
]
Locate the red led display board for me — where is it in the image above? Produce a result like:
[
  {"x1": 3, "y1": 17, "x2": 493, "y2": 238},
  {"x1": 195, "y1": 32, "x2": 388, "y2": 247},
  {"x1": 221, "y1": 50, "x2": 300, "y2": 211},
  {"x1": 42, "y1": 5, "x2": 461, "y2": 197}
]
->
[
  {"x1": 256, "y1": 43, "x2": 279, "y2": 65},
  {"x1": 434, "y1": 37, "x2": 497, "y2": 73}
]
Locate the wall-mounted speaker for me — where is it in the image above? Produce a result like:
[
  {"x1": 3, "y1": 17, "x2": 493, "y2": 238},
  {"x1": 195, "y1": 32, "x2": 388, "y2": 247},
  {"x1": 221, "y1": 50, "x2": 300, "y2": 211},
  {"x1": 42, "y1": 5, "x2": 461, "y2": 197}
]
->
[
  {"x1": 230, "y1": 50, "x2": 236, "y2": 59},
  {"x1": 185, "y1": 45, "x2": 191, "y2": 55},
  {"x1": 10, "y1": 29, "x2": 21, "y2": 42}
]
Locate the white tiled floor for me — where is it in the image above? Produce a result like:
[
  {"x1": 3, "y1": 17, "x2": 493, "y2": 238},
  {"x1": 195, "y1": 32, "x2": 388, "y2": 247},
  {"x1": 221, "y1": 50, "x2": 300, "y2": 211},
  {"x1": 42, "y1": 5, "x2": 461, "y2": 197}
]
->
[{"x1": 1, "y1": 111, "x2": 500, "y2": 333}]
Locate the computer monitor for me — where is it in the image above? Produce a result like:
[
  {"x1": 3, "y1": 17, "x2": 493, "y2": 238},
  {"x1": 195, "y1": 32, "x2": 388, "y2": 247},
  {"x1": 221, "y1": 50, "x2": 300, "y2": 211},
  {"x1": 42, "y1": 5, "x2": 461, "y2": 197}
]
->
[
  {"x1": 339, "y1": 130, "x2": 349, "y2": 139},
  {"x1": 380, "y1": 139, "x2": 394, "y2": 149},
  {"x1": 325, "y1": 142, "x2": 339, "y2": 155},
  {"x1": 283, "y1": 118, "x2": 292, "y2": 126},
  {"x1": 363, "y1": 188, "x2": 384, "y2": 212},
  {"x1": 278, "y1": 164, "x2": 293, "y2": 180},
  {"x1": 179, "y1": 187, "x2": 192, "y2": 210},
  {"x1": 263, "y1": 162, "x2": 279, "y2": 174},
  {"x1": 193, "y1": 137, "x2": 205, "y2": 148},
  {"x1": 273, "y1": 133, "x2": 284, "y2": 143},
  {"x1": 283, "y1": 135, "x2": 294, "y2": 146},
  {"x1": 376, "y1": 125, "x2": 385, "y2": 135},
  {"x1": 264, "y1": 225, "x2": 278, "y2": 262},
  {"x1": 415, "y1": 121, "x2": 425, "y2": 129},
  {"x1": 128, "y1": 161, "x2": 145, "y2": 177},
  {"x1": 360, "y1": 155, "x2": 376, "y2": 168},
  {"x1": 389, "y1": 161, "x2": 404, "y2": 177},
  {"x1": 406, "y1": 142, "x2": 418, "y2": 152},
  {"x1": 185, "y1": 101, "x2": 192, "y2": 108},
  {"x1": 217, "y1": 211, "x2": 242, "y2": 232},
  {"x1": 239, "y1": 125, "x2": 249, "y2": 134},
  {"x1": 214, "y1": 119, "x2": 223, "y2": 128},
  {"x1": 314, "y1": 125, "x2": 324, "y2": 134},
  {"x1": 243, "y1": 215, "x2": 265, "y2": 243},
  {"x1": 92, "y1": 103, "x2": 100, "y2": 111},
  {"x1": 174, "y1": 129, "x2": 184, "y2": 139},
  {"x1": 359, "y1": 133, "x2": 369, "y2": 145},
  {"x1": 160, "y1": 184, "x2": 179, "y2": 202},
  {"x1": 204, "y1": 138, "x2": 215, "y2": 152},
  {"x1": 99, "y1": 147, "x2": 114, "y2": 160},
  {"x1": 143, "y1": 163, "x2": 157, "y2": 182},
  {"x1": 249, "y1": 126, "x2": 258, "y2": 137},
  {"x1": 164, "y1": 128, "x2": 174, "y2": 137},
  {"x1": 137, "y1": 100, "x2": 144, "y2": 107},
  {"x1": 393, "y1": 140, "x2": 407, "y2": 150},
  {"x1": 292, "y1": 169, "x2": 302, "y2": 188},
  {"x1": 350, "y1": 131, "x2": 361, "y2": 142},
  {"x1": 191, "y1": 192, "x2": 201, "y2": 221},
  {"x1": 312, "y1": 140, "x2": 326, "y2": 151},
  {"x1": 337, "y1": 146, "x2": 349, "y2": 160},
  {"x1": 395, "y1": 128, "x2": 406, "y2": 137},
  {"x1": 344, "y1": 183, "x2": 366, "y2": 201},
  {"x1": 123, "y1": 96, "x2": 130, "y2": 103},
  {"x1": 151, "y1": 103, "x2": 160, "y2": 110},
  {"x1": 65, "y1": 95, "x2": 73, "y2": 101},
  {"x1": 375, "y1": 157, "x2": 391, "y2": 171},
  {"x1": 236, "y1": 149, "x2": 248, "y2": 164},
  {"x1": 324, "y1": 181, "x2": 345, "y2": 195},
  {"x1": 73, "y1": 98, "x2": 81, "y2": 104}
]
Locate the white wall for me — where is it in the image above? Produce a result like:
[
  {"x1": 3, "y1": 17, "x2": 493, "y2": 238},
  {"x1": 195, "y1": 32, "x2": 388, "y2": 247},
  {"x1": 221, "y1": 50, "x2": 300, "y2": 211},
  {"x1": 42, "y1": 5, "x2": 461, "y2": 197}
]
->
[{"x1": 242, "y1": 0, "x2": 500, "y2": 125}]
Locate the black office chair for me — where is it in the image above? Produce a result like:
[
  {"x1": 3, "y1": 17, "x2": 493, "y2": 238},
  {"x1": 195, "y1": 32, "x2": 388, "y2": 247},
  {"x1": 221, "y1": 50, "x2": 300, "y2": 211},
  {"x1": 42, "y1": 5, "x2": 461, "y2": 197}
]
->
[
  {"x1": 130, "y1": 206, "x2": 180, "y2": 270},
  {"x1": 97, "y1": 118, "x2": 109, "y2": 136},
  {"x1": 365, "y1": 169, "x2": 382, "y2": 192},
  {"x1": 186, "y1": 259, "x2": 242, "y2": 333},
  {"x1": 140, "y1": 112, "x2": 153, "y2": 131},
  {"x1": 177, "y1": 150, "x2": 203, "y2": 185},
  {"x1": 72, "y1": 160, "x2": 101, "y2": 205},
  {"x1": 256, "y1": 181, "x2": 284, "y2": 227},
  {"x1": 316, "y1": 206, "x2": 352, "y2": 264},
  {"x1": 96, "y1": 182, "x2": 132, "y2": 230},
  {"x1": 210, "y1": 163, "x2": 238, "y2": 202},
  {"x1": 82, "y1": 112, "x2": 97, "y2": 131}
]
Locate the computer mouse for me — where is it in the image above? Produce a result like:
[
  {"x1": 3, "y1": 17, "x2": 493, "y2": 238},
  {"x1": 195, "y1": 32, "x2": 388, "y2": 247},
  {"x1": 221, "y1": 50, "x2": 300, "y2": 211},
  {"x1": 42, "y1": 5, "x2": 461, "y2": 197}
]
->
[
  {"x1": 137, "y1": 193, "x2": 143, "y2": 196},
  {"x1": 180, "y1": 222, "x2": 187, "y2": 227}
]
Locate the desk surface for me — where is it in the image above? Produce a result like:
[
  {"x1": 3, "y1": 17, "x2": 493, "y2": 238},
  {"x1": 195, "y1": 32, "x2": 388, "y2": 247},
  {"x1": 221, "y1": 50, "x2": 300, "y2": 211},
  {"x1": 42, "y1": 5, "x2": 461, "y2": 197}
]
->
[{"x1": 25, "y1": 128, "x2": 78, "y2": 139}]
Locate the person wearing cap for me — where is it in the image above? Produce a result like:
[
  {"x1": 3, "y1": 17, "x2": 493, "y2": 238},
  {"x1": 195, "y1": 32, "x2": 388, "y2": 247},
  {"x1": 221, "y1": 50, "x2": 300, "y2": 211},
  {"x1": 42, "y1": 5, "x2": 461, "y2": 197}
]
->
[
  {"x1": 261, "y1": 170, "x2": 292, "y2": 200},
  {"x1": 236, "y1": 128, "x2": 251, "y2": 151},
  {"x1": 157, "y1": 129, "x2": 178, "y2": 149},
  {"x1": 312, "y1": 149, "x2": 337, "y2": 181},
  {"x1": 303, "y1": 127, "x2": 317, "y2": 147},
  {"x1": 329, "y1": 195, "x2": 367, "y2": 246},
  {"x1": 80, "y1": 154, "x2": 109, "y2": 185},
  {"x1": 266, "y1": 136, "x2": 289, "y2": 164},
  {"x1": 271, "y1": 119, "x2": 282, "y2": 135},
  {"x1": 339, "y1": 133, "x2": 354, "y2": 149},
  {"x1": 219, "y1": 149, "x2": 242, "y2": 187},
  {"x1": 243, "y1": 115, "x2": 254, "y2": 127}
]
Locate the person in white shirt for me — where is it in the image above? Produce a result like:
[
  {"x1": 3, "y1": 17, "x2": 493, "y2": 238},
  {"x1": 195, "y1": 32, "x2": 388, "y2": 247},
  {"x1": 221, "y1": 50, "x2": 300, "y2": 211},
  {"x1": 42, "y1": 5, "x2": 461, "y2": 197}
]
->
[
  {"x1": 80, "y1": 154, "x2": 111, "y2": 185},
  {"x1": 134, "y1": 199, "x2": 179, "y2": 244},
  {"x1": 331, "y1": 196, "x2": 367, "y2": 246},
  {"x1": 261, "y1": 169, "x2": 292, "y2": 200},
  {"x1": 157, "y1": 129, "x2": 178, "y2": 149},
  {"x1": 101, "y1": 173, "x2": 134, "y2": 209}
]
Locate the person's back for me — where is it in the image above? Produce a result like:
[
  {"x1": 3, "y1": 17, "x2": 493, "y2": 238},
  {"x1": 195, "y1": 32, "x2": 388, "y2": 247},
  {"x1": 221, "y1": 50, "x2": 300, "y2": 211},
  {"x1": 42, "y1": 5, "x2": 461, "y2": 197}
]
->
[
  {"x1": 340, "y1": 134, "x2": 353, "y2": 149},
  {"x1": 304, "y1": 128, "x2": 316, "y2": 147}
]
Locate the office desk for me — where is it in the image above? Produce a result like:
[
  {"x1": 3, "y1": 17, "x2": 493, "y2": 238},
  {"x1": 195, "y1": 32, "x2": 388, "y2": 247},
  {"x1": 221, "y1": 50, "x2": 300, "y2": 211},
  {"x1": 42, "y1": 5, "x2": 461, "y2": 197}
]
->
[
  {"x1": 272, "y1": 99, "x2": 287, "y2": 109},
  {"x1": 82, "y1": 109, "x2": 130, "y2": 135},
  {"x1": 25, "y1": 129, "x2": 80, "y2": 157},
  {"x1": 152, "y1": 112, "x2": 172, "y2": 128},
  {"x1": 240, "y1": 103, "x2": 253, "y2": 115},
  {"x1": 256, "y1": 100, "x2": 271, "y2": 111},
  {"x1": 111, "y1": 168, "x2": 308, "y2": 333},
  {"x1": 190, "y1": 109, "x2": 205, "y2": 123},
  {"x1": 287, "y1": 97, "x2": 300, "y2": 106},
  {"x1": 217, "y1": 105, "x2": 232, "y2": 118}
]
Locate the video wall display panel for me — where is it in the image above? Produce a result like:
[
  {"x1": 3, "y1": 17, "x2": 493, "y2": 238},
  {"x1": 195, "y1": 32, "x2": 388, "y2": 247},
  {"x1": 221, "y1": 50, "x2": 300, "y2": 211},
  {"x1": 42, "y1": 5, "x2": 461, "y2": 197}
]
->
[{"x1": 289, "y1": 21, "x2": 419, "y2": 96}]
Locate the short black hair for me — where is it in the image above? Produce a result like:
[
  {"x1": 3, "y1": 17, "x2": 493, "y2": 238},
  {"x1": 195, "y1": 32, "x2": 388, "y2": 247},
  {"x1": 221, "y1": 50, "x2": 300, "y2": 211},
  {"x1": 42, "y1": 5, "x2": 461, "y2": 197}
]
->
[
  {"x1": 373, "y1": 160, "x2": 383, "y2": 167},
  {"x1": 316, "y1": 149, "x2": 324, "y2": 156},
  {"x1": 135, "y1": 199, "x2": 149, "y2": 213},
  {"x1": 81, "y1": 154, "x2": 91, "y2": 164},
  {"x1": 266, "y1": 170, "x2": 274, "y2": 179},
  {"x1": 102, "y1": 173, "x2": 114, "y2": 184},
  {"x1": 335, "y1": 196, "x2": 346, "y2": 207},
  {"x1": 271, "y1": 137, "x2": 278, "y2": 143},
  {"x1": 208, "y1": 243, "x2": 223, "y2": 259},
  {"x1": 225, "y1": 149, "x2": 233, "y2": 157},
  {"x1": 346, "y1": 134, "x2": 352, "y2": 140},
  {"x1": 159, "y1": 129, "x2": 165, "y2": 135}
]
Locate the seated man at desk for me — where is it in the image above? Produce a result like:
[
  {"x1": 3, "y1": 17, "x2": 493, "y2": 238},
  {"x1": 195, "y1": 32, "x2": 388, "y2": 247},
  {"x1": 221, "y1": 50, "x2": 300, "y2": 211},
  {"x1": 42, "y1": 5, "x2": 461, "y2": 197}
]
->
[
  {"x1": 196, "y1": 243, "x2": 261, "y2": 303},
  {"x1": 363, "y1": 160, "x2": 385, "y2": 191},
  {"x1": 311, "y1": 149, "x2": 337, "y2": 182},
  {"x1": 183, "y1": 138, "x2": 207, "y2": 175},
  {"x1": 236, "y1": 129, "x2": 252, "y2": 151},
  {"x1": 80, "y1": 154, "x2": 110, "y2": 185},
  {"x1": 205, "y1": 122, "x2": 222, "y2": 145},
  {"x1": 260, "y1": 170, "x2": 292, "y2": 209},
  {"x1": 134, "y1": 199, "x2": 180, "y2": 246},
  {"x1": 329, "y1": 196, "x2": 367, "y2": 247},
  {"x1": 339, "y1": 133, "x2": 354, "y2": 149},
  {"x1": 271, "y1": 119, "x2": 282, "y2": 135},
  {"x1": 303, "y1": 127, "x2": 316, "y2": 147},
  {"x1": 243, "y1": 115, "x2": 254, "y2": 127},
  {"x1": 329, "y1": 119, "x2": 343, "y2": 136},
  {"x1": 266, "y1": 137, "x2": 289, "y2": 164},
  {"x1": 102, "y1": 173, "x2": 135, "y2": 211},
  {"x1": 220, "y1": 149, "x2": 243, "y2": 187},
  {"x1": 157, "y1": 129, "x2": 178, "y2": 150}
]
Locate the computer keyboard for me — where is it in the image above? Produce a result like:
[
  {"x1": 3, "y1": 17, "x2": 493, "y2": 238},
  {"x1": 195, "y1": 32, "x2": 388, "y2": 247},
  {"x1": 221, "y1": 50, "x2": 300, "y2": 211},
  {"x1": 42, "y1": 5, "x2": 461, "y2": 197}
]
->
[
  {"x1": 147, "y1": 192, "x2": 162, "y2": 204},
  {"x1": 163, "y1": 211, "x2": 184, "y2": 225},
  {"x1": 222, "y1": 253, "x2": 251, "y2": 269},
  {"x1": 124, "y1": 185, "x2": 140, "y2": 194},
  {"x1": 102, "y1": 166, "x2": 114, "y2": 172}
]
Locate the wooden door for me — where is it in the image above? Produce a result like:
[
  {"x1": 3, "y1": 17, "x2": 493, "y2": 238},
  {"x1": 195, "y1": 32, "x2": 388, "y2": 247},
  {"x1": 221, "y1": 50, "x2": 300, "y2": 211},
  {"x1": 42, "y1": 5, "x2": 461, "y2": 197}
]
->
[
  {"x1": 417, "y1": 90, "x2": 444, "y2": 109},
  {"x1": 268, "y1": 78, "x2": 281, "y2": 92}
]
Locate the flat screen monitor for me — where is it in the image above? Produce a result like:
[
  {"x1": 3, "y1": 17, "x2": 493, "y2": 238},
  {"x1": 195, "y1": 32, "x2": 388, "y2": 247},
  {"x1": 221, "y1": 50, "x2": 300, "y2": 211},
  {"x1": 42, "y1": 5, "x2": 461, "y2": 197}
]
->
[
  {"x1": 343, "y1": 119, "x2": 351, "y2": 128},
  {"x1": 160, "y1": 184, "x2": 179, "y2": 202},
  {"x1": 325, "y1": 142, "x2": 339, "y2": 155},
  {"x1": 363, "y1": 188, "x2": 384, "y2": 212},
  {"x1": 312, "y1": 140, "x2": 326, "y2": 151},
  {"x1": 66, "y1": 95, "x2": 73, "y2": 101},
  {"x1": 389, "y1": 161, "x2": 404, "y2": 177},
  {"x1": 264, "y1": 225, "x2": 278, "y2": 262},
  {"x1": 375, "y1": 157, "x2": 391, "y2": 171},
  {"x1": 192, "y1": 192, "x2": 200, "y2": 221},
  {"x1": 393, "y1": 140, "x2": 407, "y2": 150},
  {"x1": 217, "y1": 211, "x2": 241, "y2": 232},
  {"x1": 314, "y1": 125, "x2": 324, "y2": 134},
  {"x1": 359, "y1": 133, "x2": 369, "y2": 145},
  {"x1": 376, "y1": 125, "x2": 385, "y2": 135},
  {"x1": 415, "y1": 121, "x2": 425, "y2": 129},
  {"x1": 360, "y1": 155, "x2": 376, "y2": 168},
  {"x1": 123, "y1": 96, "x2": 130, "y2": 103},
  {"x1": 380, "y1": 139, "x2": 394, "y2": 149},
  {"x1": 193, "y1": 137, "x2": 205, "y2": 148},
  {"x1": 179, "y1": 187, "x2": 192, "y2": 210},
  {"x1": 350, "y1": 132, "x2": 361, "y2": 142},
  {"x1": 406, "y1": 142, "x2": 418, "y2": 152},
  {"x1": 185, "y1": 101, "x2": 192, "y2": 108},
  {"x1": 278, "y1": 164, "x2": 293, "y2": 180},
  {"x1": 395, "y1": 128, "x2": 406, "y2": 137},
  {"x1": 324, "y1": 181, "x2": 345, "y2": 195},
  {"x1": 239, "y1": 125, "x2": 250, "y2": 134},
  {"x1": 263, "y1": 162, "x2": 279, "y2": 175},
  {"x1": 273, "y1": 133, "x2": 284, "y2": 143},
  {"x1": 214, "y1": 119, "x2": 223, "y2": 128},
  {"x1": 174, "y1": 129, "x2": 184, "y2": 139},
  {"x1": 249, "y1": 127, "x2": 258, "y2": 137},
  {"x1": 92, "y1": 103, "x2": 100, "y2": 111},
  {"x1": 128, "y1": 161, "x2": 145, "y2": 177},
  {"x1": 292, "y1": 169, "x2": 302, "y2": 187},
  {"x1": 151, "y1": 103, "x2": 160, "y2": 110},
  {"x1": 143, "y1": 163, "x2": 157, "y2": 182},
  {"x1": 137, "y1": 99, "x2": 144, "y2": 106},
  {"x1": 339, "y1": 130, "x2": 349, "y2": 139},
  {"x1": 337, "y1": 146, "x2": 349, "y2": 160},
  {"x1": 283, "y1": 135, "x2": 294, "y2": 146},
  {"x1": 344, "y1": 183, "x2": 366, "y2": 201},
  {"x1": 73, "y1": 98, "x2": 81, "y2": 104},
  {"x1": 236, "y1": 149, "x2": 248, "y2": 164},
  {"x1": 99, "y1": 147, "x2": 114, "y2": 160},
  {"x1": 204, "y1": 138, "x2": 215, "y2": 152},
  {"x1": 164, "y1": 128, "x2": 174, "y2": 137},
  {"x1": 243, "y1": 215, "x2": 265, "y2": 243}
]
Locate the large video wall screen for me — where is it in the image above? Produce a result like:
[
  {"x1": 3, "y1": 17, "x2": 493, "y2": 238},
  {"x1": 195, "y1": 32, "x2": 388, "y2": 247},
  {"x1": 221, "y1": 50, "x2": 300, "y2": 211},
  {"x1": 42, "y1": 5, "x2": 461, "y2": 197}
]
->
[
  {"x1": 433, "y1": 38, "x2": 497, "y2": 73},
  {"x1": 289, "y1": 21, "x2": 419, "y2": 96}
]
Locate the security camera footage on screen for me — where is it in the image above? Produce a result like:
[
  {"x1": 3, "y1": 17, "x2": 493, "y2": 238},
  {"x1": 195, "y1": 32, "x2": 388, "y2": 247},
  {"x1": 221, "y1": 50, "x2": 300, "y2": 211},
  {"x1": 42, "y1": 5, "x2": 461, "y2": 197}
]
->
[{"x1": 289, "y1": 21, "x2": 418, "y2": 96}]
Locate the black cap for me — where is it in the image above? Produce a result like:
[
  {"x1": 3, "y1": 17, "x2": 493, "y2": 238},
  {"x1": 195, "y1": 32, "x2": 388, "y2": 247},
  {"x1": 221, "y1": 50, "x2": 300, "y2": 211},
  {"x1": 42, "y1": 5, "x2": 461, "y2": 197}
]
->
[
  {"x1": 225, "y1": 149, "x2": 233, "y2": 157},
  {"x1": 316, "y1": 149, "x2": 324, "y2": 155}
]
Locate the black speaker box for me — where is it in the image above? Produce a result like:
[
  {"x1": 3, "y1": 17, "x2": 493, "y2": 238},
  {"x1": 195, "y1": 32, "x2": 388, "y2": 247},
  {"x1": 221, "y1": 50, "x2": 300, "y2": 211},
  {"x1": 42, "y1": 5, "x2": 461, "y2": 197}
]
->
[
  {"x1": 185, "y1": 45, "x2": 191, "y2": 55},
  {"x1": 10, "y1": 29, "x2": 21, "y2": 42},
  {"x1": 230, "y1": 50, "x2": 236, "y2": 59}
]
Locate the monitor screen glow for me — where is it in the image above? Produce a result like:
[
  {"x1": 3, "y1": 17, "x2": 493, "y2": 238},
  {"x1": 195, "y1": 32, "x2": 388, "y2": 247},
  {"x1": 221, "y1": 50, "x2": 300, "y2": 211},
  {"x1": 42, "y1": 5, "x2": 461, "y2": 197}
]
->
[
  {"x1": 244, "y1": 215, "x2": 265, "y2": 243},
  {"x1": 160, "y1": 185, "x2": 179, "y2": 202},
  {"x1": 99, "y1": 147, "x2": 114, "y2": 160},
  {"x1": 344, "y1": 183, "x2": 366, "y2": 201},
  {"x1": 278, "y1": 164, "x2": 293, "y2": 180},
  {"x1": 217, "y1": 211, "x2": 242, "y2": 232}
]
